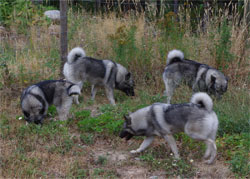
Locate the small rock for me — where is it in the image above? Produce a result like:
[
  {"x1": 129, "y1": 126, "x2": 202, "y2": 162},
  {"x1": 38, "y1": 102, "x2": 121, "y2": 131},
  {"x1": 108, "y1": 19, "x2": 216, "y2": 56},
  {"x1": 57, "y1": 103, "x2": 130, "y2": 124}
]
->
[
  {"x1": 44, "y1": 10, "x2": 60, "y2": 21},
  {"x1": 135, "y1": 157, "x2": 140, "y2": 161}
]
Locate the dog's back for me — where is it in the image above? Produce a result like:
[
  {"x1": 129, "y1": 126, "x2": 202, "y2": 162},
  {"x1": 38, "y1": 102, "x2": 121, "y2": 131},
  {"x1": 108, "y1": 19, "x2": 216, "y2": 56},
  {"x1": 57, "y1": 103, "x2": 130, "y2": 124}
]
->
[
  {"x1": 148, "y1": 92, "x2": 217, "y2": 135},
  {"x1": 63, "y1": 47, "x2": 117, "y2": 86},
  {"x1": 164, "y1": 50, "x2": 204, "y2": 84}
]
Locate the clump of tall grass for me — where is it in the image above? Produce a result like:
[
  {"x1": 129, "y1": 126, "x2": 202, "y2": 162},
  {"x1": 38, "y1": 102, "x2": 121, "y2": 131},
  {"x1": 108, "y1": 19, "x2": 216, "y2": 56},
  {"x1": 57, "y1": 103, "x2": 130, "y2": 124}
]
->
[{"x1": 1, "y1": 3, "x2": 249, "y2": 90}]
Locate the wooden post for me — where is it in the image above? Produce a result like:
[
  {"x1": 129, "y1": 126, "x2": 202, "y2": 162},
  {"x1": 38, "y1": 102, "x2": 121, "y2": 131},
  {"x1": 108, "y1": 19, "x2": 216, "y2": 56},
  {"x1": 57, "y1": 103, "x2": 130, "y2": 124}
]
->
[
  {"x1": 202, "y1": 0, "x2": 210, "y2": 32},
  {"x1": 95, "y1": 0, "x2": 101, "y2": 13},
  {"x1": 157, "y1": 0, "x2": 161, "y2": 16},
  {"x1": 243, "y1": 0, "x2": 250, "y2": 27},
  {"x1": 174, "y1": 0, "x2": 178, "y2": 14},
  {"x1": 174, "y1": 0, "x2": 179, "y2": 21},
  {"x1": 60, "y1": 0, "x2": 68, "y2": 77}
]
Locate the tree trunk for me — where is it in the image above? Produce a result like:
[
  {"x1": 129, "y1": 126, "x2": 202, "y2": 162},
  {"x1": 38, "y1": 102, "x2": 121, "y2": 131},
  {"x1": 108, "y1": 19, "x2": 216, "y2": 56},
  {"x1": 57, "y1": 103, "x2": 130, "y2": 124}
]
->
[{"x1": 60, "y1": 0, "x2": 68, "y2": 78}]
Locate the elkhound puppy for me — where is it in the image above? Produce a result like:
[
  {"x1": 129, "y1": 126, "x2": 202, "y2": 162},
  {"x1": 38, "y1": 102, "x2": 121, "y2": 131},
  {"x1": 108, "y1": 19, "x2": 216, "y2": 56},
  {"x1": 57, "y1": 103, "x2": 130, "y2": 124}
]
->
[
  {"x1": 63, "y1": 47, "x2": 135, "y2": 105},
  {"x1": 120, "y1": 92, "x2": 218, "y2": 164},
  {"x1": 163, "y1": 49, "x2": 228, "y2": 103},
  {"x1": 21, "y1": 80, "x2": 81, "y2": 124}
]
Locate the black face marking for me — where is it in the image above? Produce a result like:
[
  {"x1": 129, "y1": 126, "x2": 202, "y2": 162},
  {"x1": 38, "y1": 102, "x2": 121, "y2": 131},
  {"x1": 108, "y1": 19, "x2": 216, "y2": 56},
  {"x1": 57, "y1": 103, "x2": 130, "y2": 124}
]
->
[
  {"x1": 23, "y1": 111, "x2": 30, "y2": 118},
  {"x1": 125, "y1": 133, "x2": 134, "y2": 140},
  {"x1": 116, "y1": 83, "x2": 135, "y2": 96},
  {"x1": 34, "y1": 119, "x2": 43, "y2": 125},
  {"x1": 119, "y1": 130, "x2": 134, "y2": 140},
  {"x1": 125, "y1": 72, "x2": 131, "y2": 81}
]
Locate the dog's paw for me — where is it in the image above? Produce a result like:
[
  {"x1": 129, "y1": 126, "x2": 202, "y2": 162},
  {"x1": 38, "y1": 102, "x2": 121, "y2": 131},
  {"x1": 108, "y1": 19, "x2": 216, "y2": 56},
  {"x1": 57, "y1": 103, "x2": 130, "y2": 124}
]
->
[
  {"x1": 203, "y1": 154, "x2": 210, "y2": 160},
  {"x1": 130, "y1": 150, "x2": 139, "y2": 154},
  {"x1": 204, "y1": 160, "x2": 214, "y2": 165}
]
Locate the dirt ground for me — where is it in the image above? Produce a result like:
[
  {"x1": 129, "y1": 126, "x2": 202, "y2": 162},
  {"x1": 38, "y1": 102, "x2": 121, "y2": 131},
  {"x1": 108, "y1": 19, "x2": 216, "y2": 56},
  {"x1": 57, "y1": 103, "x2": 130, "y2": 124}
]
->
[{"x1": 0, "y1": 91, "x2": 234, "y2": 178}]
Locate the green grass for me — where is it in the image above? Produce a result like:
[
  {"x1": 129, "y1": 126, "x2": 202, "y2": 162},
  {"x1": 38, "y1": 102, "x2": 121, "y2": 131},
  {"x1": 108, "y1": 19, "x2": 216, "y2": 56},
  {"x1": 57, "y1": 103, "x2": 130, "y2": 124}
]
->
[{"x1": 1, "y1": 89, "x2": 250, "y2": 178}]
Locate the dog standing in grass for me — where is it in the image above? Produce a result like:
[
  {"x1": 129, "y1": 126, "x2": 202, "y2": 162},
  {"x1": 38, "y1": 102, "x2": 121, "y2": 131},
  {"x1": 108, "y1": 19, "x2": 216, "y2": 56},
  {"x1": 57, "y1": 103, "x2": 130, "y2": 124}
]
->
[
  {"x1": 21, "y1": 80, "x2": 81, "y2": 124},
  {"x1": 63, "y1": 47, "x2": 135, "y2": 105},
  {"x1": 163, "y1": 49, "x2": 228, "y2": 103},
  {"x1": 120, "y1": 92, "x2": 218, "y2": 164}
]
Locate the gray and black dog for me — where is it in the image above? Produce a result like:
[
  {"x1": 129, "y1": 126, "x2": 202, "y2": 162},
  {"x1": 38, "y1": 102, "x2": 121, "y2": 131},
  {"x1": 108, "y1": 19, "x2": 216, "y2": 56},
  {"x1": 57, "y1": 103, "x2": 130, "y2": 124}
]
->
[
  {"x1": 63, "y1": 47, "x2": 135, "y2": 105},
  {"x1": 120, "y1": 92, "x2": 218, "y2": 164},
  {"x1": 21, "y1": 80, "x2": 81, "y2": 124},
  {"x1": 163, "y1": 49, "x2": 228, "y2": 103}
]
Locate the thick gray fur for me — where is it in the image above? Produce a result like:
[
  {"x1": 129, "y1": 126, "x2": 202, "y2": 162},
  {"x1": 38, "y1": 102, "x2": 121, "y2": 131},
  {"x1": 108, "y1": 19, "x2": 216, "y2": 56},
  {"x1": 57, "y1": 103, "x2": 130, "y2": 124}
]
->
[
  {"x1": 163, "y1": 49, "x2": 228, "y2": 103},
  {"x1": 63, "y1": 47, "x2": 135, "y2": 105},
  {"x1": 120, "y1": 92, "x2": 219, "y2": 165},
  {"x1": 21, "y1": 80, "x2": 81, "y2": 124}
]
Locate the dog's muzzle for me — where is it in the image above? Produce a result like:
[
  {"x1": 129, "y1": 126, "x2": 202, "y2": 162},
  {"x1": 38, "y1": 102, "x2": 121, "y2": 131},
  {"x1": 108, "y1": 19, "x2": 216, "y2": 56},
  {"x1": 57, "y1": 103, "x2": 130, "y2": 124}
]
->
[
  {"x1": 119, "y1": 130, "x2": 134, "y2": 140},
  {"x1": 126, "y1": 89, "x2": 135, "y2": 96}
]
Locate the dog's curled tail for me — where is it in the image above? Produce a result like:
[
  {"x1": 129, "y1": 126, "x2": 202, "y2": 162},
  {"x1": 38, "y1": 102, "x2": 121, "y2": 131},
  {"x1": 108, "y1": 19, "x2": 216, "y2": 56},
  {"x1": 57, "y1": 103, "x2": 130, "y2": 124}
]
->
[
  {"x1": 67, "y1": 84, "x2": 81, "y2": 96},
  {"x1": 67, "y1": 47, "x2": 86, "y2": 63},
  {"x1": 166, "y1": 49, "x2": 184, "y2": 65},
  {"x1": 190, "y1": 92, "x2": 213, "y2": 112}
]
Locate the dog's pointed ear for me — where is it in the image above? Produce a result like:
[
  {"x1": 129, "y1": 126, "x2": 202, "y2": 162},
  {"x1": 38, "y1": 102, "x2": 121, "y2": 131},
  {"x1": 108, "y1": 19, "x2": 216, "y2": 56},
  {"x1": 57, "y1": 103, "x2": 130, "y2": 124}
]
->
[
  {"x1": 124, "y1": 115, "x2": 131, "y2": 125},
  {"x1": 125, "y1": 72, "x2": 131, "y2": 81},
  {"x1": 211, "y1": 75, "x2": 216, "y2": 84}
]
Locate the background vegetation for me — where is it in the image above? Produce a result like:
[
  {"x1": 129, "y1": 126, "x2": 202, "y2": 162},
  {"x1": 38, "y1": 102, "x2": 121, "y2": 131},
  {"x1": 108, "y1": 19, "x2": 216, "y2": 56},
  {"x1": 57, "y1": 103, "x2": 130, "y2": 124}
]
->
[{"x1": 0, "y1": 0, "x2": 249, "y2": 178}]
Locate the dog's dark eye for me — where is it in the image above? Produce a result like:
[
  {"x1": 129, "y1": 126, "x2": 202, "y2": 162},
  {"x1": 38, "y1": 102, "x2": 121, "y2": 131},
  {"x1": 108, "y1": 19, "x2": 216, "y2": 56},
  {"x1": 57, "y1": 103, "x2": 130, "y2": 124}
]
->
[{"x1": 23, "y1": 111, "x2": 30, "y2": 118}]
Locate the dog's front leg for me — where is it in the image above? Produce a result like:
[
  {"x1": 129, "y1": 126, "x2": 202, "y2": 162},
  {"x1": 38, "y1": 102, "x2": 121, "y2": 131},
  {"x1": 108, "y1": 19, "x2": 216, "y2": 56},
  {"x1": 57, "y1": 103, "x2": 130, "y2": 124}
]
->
[
  {"x1": 57, "y1": 100, "x2": 72, "y2": 121},
  {"x1": 164, "y1": 134, "x2": 180, "y2": 159},
  {"x1": 130, "y1": 136, "x2": 154, "y2": 154},
  {"x1": 74, "y1": 82, "x2": 83, "y2": 105},
  {"x1": 73, "y1": 96, "x2": 80, "y2": 105}
]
